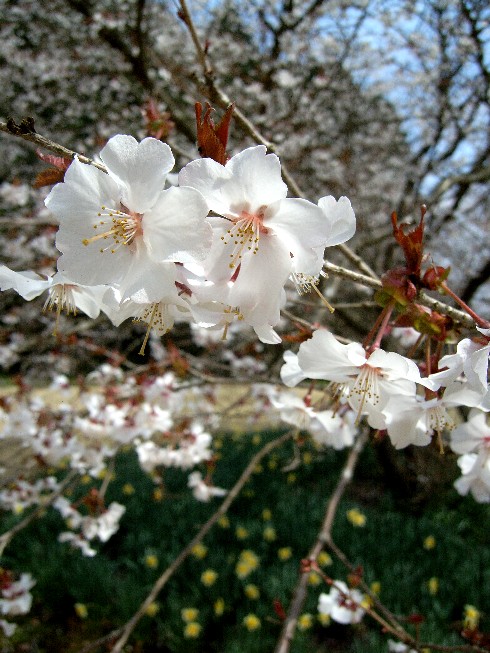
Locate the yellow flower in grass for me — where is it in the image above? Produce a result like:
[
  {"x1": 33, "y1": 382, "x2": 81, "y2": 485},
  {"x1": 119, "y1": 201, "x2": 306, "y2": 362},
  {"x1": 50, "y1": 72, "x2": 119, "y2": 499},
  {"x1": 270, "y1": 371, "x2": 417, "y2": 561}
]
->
[
  {"x1": 318, "y1": 612, "x2": 331, "y2": 626},
  {"x1": 464, "y1": 604, "x2": 480, "y2": 630},
  {"x1": 75, "y1": 603, "x2": 88, "y2": 619},
  {"x1": 262, "y1": 508, "x2": 272, "y2": 521},
  {"x1": 361, "y1": 595, "x2": 373, "y2": 609},
  {"x1": 218, "y1": 514, "x2": 230, "y2": 529},
  {"x1": 214, "y1": 598, "x2": 225, "y2": 616},
  {"x1": 152, "y1": 487, "x2": 164, "y2": 502},
  {"x1": 317, "y1": 551, "x2": 332, "y2": 567},
  {"x1": 298, "y1": 613, "x2": 313, "y2": 631},
  {"x1": 181, "y1": 607, "x2": 199, "y2": 622},
  {"x1": 235, "y1": 550, "x2": 260, "y2": 579},
  {"x1": 427, "y1": 577, "x2": 439, "y2": 595},
  {"x1": 201, "y1": 569, "x2": 218, "y2": 586},
  {"x1": 98, "y1": 469, "x2": 115, "y2": 481},
  {"x1": 278, "y1": 547, "x2": 292, "y2": 561},
  {"x1": 252, "y1": 434, "x2": 262, "y2": 445},
  {"x1": 243, "y1": 613, "x2": 261, "y2": 631},
  {"x1": 287, "y1": 472, "x2": 296, "y2": 484},
  {"x1": 145, "y1": 602, "x2": 159, "y2": 617},
  {"x1": 302, "y1": 451, "x2": 313, "y2": 465},
  {"x1": 370, "y1": 581, "x2": 381, "y2": 595},
  {"x1": 184, "y1": 622, "x2": 201, "y2": 639},
  {"x1": 263, "y1": 526, "x2": 277, "y2": 542},
  {"x1": 308, "y1": 572, "x2": 321, "y2": 586},
  {"x1": 423, "y1": 535, "x2": 436, "y2": 550},
  {"x1": 268, "y1": 458, "x2": 278, "y2": 470},
  {"x1": 81, "y1": 474, "x2": 91, "y2": 485},
  {"x1": 144, "y1": 554, "x2": 158, "y2": 569},
  {"x1": 191, "y1": 542, "x2": 208, "y2": 559},
  {"x1": 236, "y1": 526, "x2": 249, "y2": 540},
  {"x1": 254, "y1": 463, "x2": 263, "y2": 474},
  {"x1": 346, "y1": 508, "x2": 366, "y2": 527},
  {"x1": 122, "y1": 483, "x2": 135, "y2": 495},
  {"x1": 244, "y1": 584, "x2": 260, "y2": 600}
]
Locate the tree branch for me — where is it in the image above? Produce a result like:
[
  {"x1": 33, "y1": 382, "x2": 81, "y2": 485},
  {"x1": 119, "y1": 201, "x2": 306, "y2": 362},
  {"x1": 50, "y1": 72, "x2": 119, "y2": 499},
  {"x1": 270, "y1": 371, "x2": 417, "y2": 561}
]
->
[{"x1": 0, "y1": 120, "x2": 107, "y2": 172}]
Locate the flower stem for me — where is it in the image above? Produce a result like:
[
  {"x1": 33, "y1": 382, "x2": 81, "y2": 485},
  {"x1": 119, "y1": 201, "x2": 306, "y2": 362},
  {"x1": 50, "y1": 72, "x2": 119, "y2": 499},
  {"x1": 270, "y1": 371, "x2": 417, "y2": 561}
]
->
[
  {"x1": 363, "y1": 299, "x2": 396, "y2": 352},
  {"x1": 441, "y1": 282, "x2": 490, "y2": 329}
]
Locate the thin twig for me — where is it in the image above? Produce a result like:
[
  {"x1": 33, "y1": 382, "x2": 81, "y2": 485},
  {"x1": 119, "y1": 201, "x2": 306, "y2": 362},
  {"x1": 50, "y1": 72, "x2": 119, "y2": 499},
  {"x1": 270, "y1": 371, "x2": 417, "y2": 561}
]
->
[
  {"x1": 0, "y1": 121, "x2": 107, "y2": 173},
  {"x1": 274, "y1": 429, "x2": 369, "y2": 653},
  {"x1": 105, "y1": 430, "x2": 295, "y2": 653}
]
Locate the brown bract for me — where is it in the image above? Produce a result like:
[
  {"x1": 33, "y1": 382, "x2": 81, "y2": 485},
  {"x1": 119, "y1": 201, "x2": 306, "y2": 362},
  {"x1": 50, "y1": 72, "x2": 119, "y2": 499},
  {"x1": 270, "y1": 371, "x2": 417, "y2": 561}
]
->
[{"x1": 195, "y1": 101, "x2": 234, "y2": 165}]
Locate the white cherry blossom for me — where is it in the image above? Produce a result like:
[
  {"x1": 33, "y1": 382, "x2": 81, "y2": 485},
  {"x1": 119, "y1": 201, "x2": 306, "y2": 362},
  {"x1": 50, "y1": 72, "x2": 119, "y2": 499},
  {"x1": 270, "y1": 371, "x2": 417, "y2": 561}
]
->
[
  {"x1": 270, "y1": 390, "x2": 357, "y2": 449},
  {"x1": 450, "y1": 408, "x2": 489, "y2": 455},
  {"x1": 0, "y1": 267, "x2": 107, "y2": 322},
  {"x1": 187, "y1": 471, "x2": 227, "y2": 502},
  {"x1": 454, "y1": 450, "x2": 490, "y2": 503},
  {"x1": 287, "y1": 329, "x2": 421, "y2": 425},
  {"x1": 428, "y1": 332, "x2": 490, "y2": 396},
  {"x1": 383, "y1": 394, "x2": 454, "y2": 449},
  {"x1": 179, "y1": 146, "x2": 340, "y2": 342},
  {"x1": 47, "y1": 135, "x2": 212, "y2": 298},
  {"x1": 318, "y1": 580, "x2": 365, "y2": 624}
]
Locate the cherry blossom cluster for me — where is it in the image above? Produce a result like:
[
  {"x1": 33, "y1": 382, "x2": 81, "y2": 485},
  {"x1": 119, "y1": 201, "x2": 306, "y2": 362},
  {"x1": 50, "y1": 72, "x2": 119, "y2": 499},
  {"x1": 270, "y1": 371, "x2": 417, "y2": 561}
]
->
[
  {"x1": 54, "y1": 496, "x2": 126, "y2": 557},
  {"x1": 0, "y1": 364, "x2": 275, "y2": 556},
  {"x1": 0, "y1": 135, "x2": 355, "y2": 348},
  {"x1": 0, "y1": 569, "x2": 35, "y2": 638},
  {"x1": 0, "y1": 476, "x2": 60, "y2": 514},
  {"x1": 280, "y1": 327, "x2": 490, "y2": 501}
]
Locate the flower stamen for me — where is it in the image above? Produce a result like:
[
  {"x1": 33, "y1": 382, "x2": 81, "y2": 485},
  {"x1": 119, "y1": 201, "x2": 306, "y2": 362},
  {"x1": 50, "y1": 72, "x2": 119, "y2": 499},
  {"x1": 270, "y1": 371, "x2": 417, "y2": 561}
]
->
[
  {"x1": 291, "y1": 271, "x2": 334, "y2": 312},
  {"x1": 221, "y1": 207, "x2": 268, "y2": 269},
  {"x1": 43, "y1": 284, "x2": 78, "y2": 335},
  {"x1": 83, "y1": 206, "x2": 143, "y2": 254},
  {"x1": 134, "y1": 303, "x2": 169, "y2": 355},
  {"x1": 349, "y1": 364, "x2": 381, "y2": 423}
]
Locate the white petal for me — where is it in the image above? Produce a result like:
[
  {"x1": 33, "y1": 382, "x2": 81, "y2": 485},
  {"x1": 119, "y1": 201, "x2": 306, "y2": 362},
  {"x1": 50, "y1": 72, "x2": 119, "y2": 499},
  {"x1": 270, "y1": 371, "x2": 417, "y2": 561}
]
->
[
  {"x1": 47, "y1": 158, "x2": 120, "y2": 231},
  {"x1": 268, "y1": 198, "x2": 330, "y2": 249},
  {"x1": 297, "y1": 330, "x2": 366, "y2": 382},
  {"x1": 178, "y1": 158, "x2": 234, "y2": 216},
  {"x1": 226, "y1": 146, "x2": 288, "y2": 208},
  {"x1": 318, "y1": 196, "x2": 356, "y2": 246},
  {"x1": 143, "y1": 186, "x2": 211, "y2": 264},
  {"x1": 100, "y1": 135, "x2": 174, "y2": 213},
  {"x1": 179, "y1": 146, "x2": 287, "y2": 216},
  {"x1": 227, "y1": 235, "x2": 290, "y2": 329},
  {"x1": 0, "y1": 266, "x2": 52, "y2": 300},
  {"x1": 280, "y1": 351, "x2": 306, "y2": 387}
]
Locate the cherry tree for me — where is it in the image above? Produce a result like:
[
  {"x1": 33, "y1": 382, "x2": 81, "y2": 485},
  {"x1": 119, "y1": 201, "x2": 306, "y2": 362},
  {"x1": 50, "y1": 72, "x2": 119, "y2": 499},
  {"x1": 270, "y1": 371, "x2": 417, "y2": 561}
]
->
[{"x1": 0, "y1": 1, "x2": 489, "y2": 651}]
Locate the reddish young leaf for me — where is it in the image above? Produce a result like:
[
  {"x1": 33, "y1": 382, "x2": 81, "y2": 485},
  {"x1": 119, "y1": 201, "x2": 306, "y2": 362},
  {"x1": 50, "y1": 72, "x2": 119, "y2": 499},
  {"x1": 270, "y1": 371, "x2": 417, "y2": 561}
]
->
[
  {"x1": 272, "y1": 598, "x2": 287, "y2": 621},
  {"x1": 33, "y1": 167, "x2": 67, "y2": 188},
  {"x1": 142, "y1": 98, "x2": 174, "y2": 141},
  {"x1": 195, "y1": 101, "x2": 234, "y2": 165},
  {"x1": 35, "y1": 149, "x2": 71, "y2": 171},
  {"x1": 391, "y1": 209, "x2": 426, "y2": 279}
]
